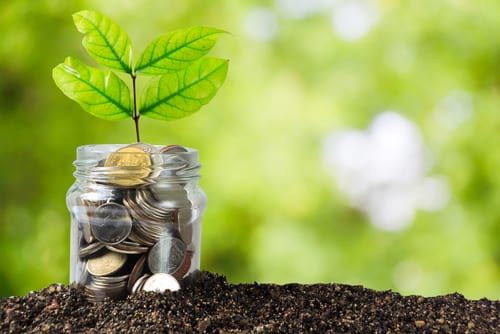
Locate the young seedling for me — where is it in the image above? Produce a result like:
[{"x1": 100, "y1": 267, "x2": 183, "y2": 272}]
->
[{"x1": 53, "y1": 10, "x2": 229, "y2": 142}]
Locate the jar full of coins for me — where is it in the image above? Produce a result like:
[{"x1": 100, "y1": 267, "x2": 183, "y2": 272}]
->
[{"x1": 66, "y1": 143, "x2": 207, "y2": 301}]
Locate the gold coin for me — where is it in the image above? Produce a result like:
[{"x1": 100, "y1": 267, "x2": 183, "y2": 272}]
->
[
  {"x1": 87, "y1": 251, "x2": 127, "y2": 276},
  {"x1": 104, "y1": 144, "x2": 152, "y2": 186}
]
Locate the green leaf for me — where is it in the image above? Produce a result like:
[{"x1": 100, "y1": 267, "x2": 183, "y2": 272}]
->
[
  {"x1": 52, "y1": 57, "x2": 132, "y2": 120},
  {"x1": 135, "y1": 26, "x2": 226, "y2": 75},
  {"x1": 73, "y1": 10, "x2": 133, "y2": 73},
  {"x1": 140, "y1": 58, "x2": 229, "y2": 120}
]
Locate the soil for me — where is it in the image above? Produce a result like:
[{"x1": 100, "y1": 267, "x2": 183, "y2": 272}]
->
[{"x1": 1, "y1": 272, "x2": 498, "y2": 333}]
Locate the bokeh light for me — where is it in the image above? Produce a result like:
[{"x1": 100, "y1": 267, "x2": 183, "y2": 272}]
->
[{"x1": 322, "y1": 112, "x2": 450, "y2": 231}]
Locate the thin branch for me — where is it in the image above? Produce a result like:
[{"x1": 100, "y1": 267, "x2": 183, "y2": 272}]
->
[{"x1": 131, "y1": 73, "x2": 140, "y2": 142}]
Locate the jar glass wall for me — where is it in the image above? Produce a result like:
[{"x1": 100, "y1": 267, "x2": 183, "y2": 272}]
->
[{"x1": 67, "y1": 143, "x2": 206, "y2": 301}]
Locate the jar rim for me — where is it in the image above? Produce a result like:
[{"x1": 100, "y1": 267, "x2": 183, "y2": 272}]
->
[
  {"x1": 76, "y1": 143, "x2": 198, "y2": 154},
  {"x1": 73, "y1": 143, "x2": 202, "y2": 185}
]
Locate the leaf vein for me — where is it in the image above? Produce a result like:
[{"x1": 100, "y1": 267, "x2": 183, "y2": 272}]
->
[
  {"x1": 136, "y1": 30, "x2": 221, "y2": 71},
  {"x1": 72, "y1": 73, "x2": 129, "y2": 114},
  {"x1": 141, "y1": 61, "x2": 225, "y2": 114},
  {"x1": 81, "y1": 15, "x2": 130, "y2": 72}
]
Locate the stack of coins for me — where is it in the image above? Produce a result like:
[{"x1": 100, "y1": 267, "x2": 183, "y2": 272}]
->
[{"x1": 73, "y1": 143, "x2": 196, "y2": 301}]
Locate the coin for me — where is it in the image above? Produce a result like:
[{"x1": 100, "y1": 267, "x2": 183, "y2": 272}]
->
[
  {"x1": 172, "y1": 250, "x2": 193, "y2": 281},
  {"x1": 127, "y1": 229, "x2": 156, "y2": 247},
  {"x1": 123, "y1": 189, "x2": 184, "y2": 245},
  {"x1": 177, "y1": 207, "x2": 193, "y2": 227},
  {"x1": 150, "y1": 183, "x2": 191, "y2": 210},
  {"x1": 91, "y1": 202, "x2": 132, "y2": 245},
  {"x1": 159, "y1": 145, "x2": 188, "y2": 154},
  {"x1": 179, "y1": 221, "x2": 193, "y2": 244},
  {"x1": 142, "y1": 273, "x2": 180, "y2": 292},
  {"x1": 106, "y1": 241, "x2": 149, "y2": 254},
  {"x1": 127, "y1": 254, "x2": 147, "y2": 293},
  {"x1": 81, "y1": 218, "x2": 94, "y2": 244},
  {"x1": 79, "y1": 241, "x2": 104, "y2": 258},
  {"x1": 85, "y1": 278, "x2": 128, "y2": 301},
  {"x1": 81, "y1": 186, "x2": 126, "y2": 205},
  {"x1": 104, "y1": 144, "x2": 153, "y2": 187},
  {"x1": 124, "y1": 189, "x2": 178, "y2": 224},
  {"x1": 131, "y1": 274, "x2": 150, "y2": 294},
  {"x1": 87, "y1": 250, "x2": 127, "y2": 276},
  {"x1": 79, "y1": 264, "x2": 89, "y2": 285},
  {"x1": 90, "y1": 274, "x2": 130, "y2": 286},
  {"x1": 158, "y1": 145, "x2": 190, "y2": 178},
  {"x1": 147, "y1": 236, "x2": 186, "y2": 274},
  {"x1": 132, "y1": 143, "x2": 160, "y2": 154},
  {"x1": 72, "y1": 197, "x2": 94, "y2": 244}
]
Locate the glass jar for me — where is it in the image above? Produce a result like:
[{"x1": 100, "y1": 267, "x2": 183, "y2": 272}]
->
[{"x1": 66, "y1": 143, "x2": 207, "y2": 301}]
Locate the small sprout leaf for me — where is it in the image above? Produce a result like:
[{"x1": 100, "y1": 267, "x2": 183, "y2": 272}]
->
[
  {"x1": 53, "y1": 57, "x2": 132, "y2": 120},
  {"x1": 73, "y1": 10, "x2": 133, "y2": 73},
  {"x1": 135, "y1": 26, "x2": 226, "y2": 75},
  {"x1": 140, "y1": 58, "x2": 228, "y2": 120},
  {"x1": 54, "y1": 10, "x2": 229, "y2": 141}
]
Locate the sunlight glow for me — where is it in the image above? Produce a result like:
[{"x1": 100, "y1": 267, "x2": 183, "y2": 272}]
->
[
  {"x1": 276, "y1": 0, "x2": 335, "y2": 19},
  {"x1": 244, "y1": 7, "x2": 279, "y2": 42},
  {"x1": 432, "y1": 90, "x2": 474, "y2": 131},
  {"x1": 331, "y1": 1, "x2": 380, "y2": 41},
  {"x1": 322, "y1": 112, "x2": 450, "y2": 231}
]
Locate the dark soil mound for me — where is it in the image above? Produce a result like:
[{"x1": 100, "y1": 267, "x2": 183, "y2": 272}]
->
[{"x1": 1, "y1": 272, "x2": 498, "y2": 333}]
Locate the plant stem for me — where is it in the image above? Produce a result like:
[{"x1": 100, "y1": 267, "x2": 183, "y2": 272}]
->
[{"x1": 131, "y1": 73, "x2": 140, "y2": 142}]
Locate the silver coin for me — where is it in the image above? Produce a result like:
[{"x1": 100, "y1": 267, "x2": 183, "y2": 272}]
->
[
  {"x1": 124, "y1": 190, "x2": 184, "y2": 245},
  {"x1": 124, "y1": 189, "x2": 178, "y2": 224},
  {"x1": 91, "y1": 202, "x2": 132, "y2": 245},
  {"x1": 106, "y1": 240, "x2": 149, "y2": 254},
  {"x1": 142, "y1": 273, "x2": 180, "y2": 292},
  {"x1": 81, "y1": 217, "x2": 94, "y2": 244},
  {"x1": 79, "y1": 242, "x2": 104, "y2": 258},
  {"x1": 147, "y1": 236, "x2": 186, "y2": 274},
  {"x1": 146, "y1": 176, "x2": 194, "y2": 227},
  {"x1": 79, "y1": 264, "x2": 90, "y2": 285},
  {"x1": 172, "y1": 250, "x2": 193, "y2": 281},
  {"x1": 127, "y1": 254, "x2": 147, "y2": 293},
  {"x1": 129, "y1": 142, "x2": 160, "y2": 154},
  {"x1": 72, "y1": 197, "x2": 94, "y2": 244},
  {"x1": 81, "y1": 186, "x2": 126, "y2": 206},
  {"x1": 177, "y1": 207, "x2": 193, "y2": 226},
  {"x1": 128, "y1": 229, "x2": 156, "y2": 247},
  {"x1": 90, "y1": 274, "x2": 130, "y2": 286},
  {"x1": 179, "y1": 221, "x2": 193, "y2": 244},
  {"x1": 149, "y1": 183, "x2": 192, "y2": 212},
  {"x1": 131, "y1": 274, "x2": 150, "y2": 294},
  {"x1": 158, "y1": 145, "x2": 190, "y2": 178},
  {"x1": 135, "y1": 221, "x2": 180, "y2": 246},
  {"x1": 84, "y1": 286, "x2": 108, "y2": 302},
  {"x1": 159, "y1": 145, "x2": 188, "y2": 154},
  {"x1": 85, "y1": 282, "x2": 127, "y2": 301}
]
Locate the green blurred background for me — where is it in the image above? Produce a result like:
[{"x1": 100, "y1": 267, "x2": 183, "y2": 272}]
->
[{"x1": 1, "y1": 0, "x2": 499, "y2": 299}]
